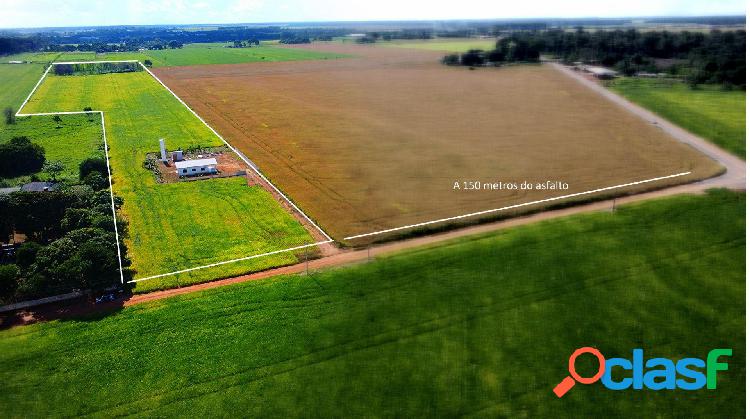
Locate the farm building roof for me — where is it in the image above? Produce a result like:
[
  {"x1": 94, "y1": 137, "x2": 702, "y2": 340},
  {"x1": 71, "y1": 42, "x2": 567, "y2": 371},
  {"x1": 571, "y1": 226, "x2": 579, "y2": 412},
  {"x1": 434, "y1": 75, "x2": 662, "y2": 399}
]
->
[
  {"x1": 174, "y1": 158, "x2": 217, "y2": 169},
  {"x1": 21, "y1": 182, "x2": 58, "y2": 192},
  {"x1": 584, "y1": 66, "x2": 618, "y2": 76}
]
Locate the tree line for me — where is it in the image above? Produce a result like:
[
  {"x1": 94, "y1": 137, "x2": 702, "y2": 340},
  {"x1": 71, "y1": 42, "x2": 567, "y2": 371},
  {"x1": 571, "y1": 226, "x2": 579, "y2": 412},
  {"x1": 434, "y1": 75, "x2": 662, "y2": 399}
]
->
[
  {"x1": 0, "y1": 157, "x2": 129, "y2": 303},
  {"x1": 443, "y1": 29, "x2": 745, "y2": 86},
  {"x1": 443, "y1": 34, "x2": 542, "y2": 67}
]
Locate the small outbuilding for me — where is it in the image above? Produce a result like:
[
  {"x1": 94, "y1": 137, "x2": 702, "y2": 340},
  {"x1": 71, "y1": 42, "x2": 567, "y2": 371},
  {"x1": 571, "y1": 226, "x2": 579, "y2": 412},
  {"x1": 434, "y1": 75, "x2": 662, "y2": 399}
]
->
[
  {"x1": 175, "y1": 158, "x2": 218, "y2": 177},
  {"x1": 584, "y1": 66, "x2": 618, "y2": 80}
]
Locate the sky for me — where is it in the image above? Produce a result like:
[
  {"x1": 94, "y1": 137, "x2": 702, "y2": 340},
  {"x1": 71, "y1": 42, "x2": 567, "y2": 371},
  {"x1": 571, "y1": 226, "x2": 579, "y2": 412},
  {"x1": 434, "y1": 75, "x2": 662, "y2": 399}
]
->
[{"x1": 0, "y1": 0, "x2": 745, "y2": 29}]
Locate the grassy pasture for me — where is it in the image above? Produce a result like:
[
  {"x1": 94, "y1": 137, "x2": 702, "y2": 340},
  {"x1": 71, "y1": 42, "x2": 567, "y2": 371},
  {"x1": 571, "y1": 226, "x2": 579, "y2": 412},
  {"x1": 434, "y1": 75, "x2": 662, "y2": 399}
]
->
[
  {"x1": 0, "y1": 114, "x2": 104, "y2": 186},
  {"x1": 609, "y1": 78, "x2": 746, "y2": 158},
  {"x1": 0, "y1": 63, "x2": 45, "y2": 110},
  {"x1": 0, "y1": 190, "x2": 743, "y2": 417},
  {"x1": 156, "y1": 44, "x2": 721, "y2": 242},
  {"x1": 23, "y1": 71, "x2": 313, "y2": 291},
  {"x1": 2, "y1": 43, "x2": 347, "y2": 67},
  {"x1": 384, "y1": 37, "x2": 498, "y2": 52}
]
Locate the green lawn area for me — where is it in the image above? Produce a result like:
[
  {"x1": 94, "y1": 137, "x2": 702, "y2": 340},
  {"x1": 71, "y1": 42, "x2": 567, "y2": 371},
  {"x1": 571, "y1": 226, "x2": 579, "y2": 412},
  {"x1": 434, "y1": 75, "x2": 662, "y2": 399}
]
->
[
  {"x1": 23, "y1": 71, "x2": 313, "y2": 291},
  {"x1": 0, "y1": 114, "x2": 104, "y2": 186},
  {"x1": 3, "y1": 42, "x2": 347, "y2": 67},
  {"x1": 609, "y1": 78, "x2": 746, "y2": 158},
  {"x1": 0, "y1": 63, "x2": 45, "y2": 111},
  {"x1": 383, "y1": 37, "x2": 498, "y2": 52},
  {"x1": 0, "y1": 189, "x2": 743, "y2": 417}
]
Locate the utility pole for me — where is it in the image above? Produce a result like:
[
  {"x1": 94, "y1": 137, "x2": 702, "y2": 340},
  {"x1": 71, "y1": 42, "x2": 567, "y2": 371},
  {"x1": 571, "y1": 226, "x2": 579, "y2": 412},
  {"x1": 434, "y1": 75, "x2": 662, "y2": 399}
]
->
[{"x1": 305, "y1": 245, "x2": 309, "y2": 276}]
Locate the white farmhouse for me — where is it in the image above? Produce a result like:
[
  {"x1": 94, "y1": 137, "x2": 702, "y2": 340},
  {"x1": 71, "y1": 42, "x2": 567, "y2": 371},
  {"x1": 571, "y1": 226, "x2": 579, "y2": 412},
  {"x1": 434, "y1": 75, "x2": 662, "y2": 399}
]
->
[{"x1": 175, "y1": 158, "x2": 218, "y2": 177}]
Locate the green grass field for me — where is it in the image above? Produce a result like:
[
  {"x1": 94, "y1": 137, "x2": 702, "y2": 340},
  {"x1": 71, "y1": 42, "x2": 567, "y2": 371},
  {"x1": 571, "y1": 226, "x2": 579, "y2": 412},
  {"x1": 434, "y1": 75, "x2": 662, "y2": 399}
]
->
[
  {"x1": 0, "y1": 189, "x2": 743, "y2": 417},
  {"x1": 23, "y1": 71, "x2": 313, "y2": 291},
  {"x1": 0, "y1": 114, "x2": 104, "y2": 186},
  {"x1": 0, "y1": 63, "x2": 45, "y2": 110},
  {"x1": 3, "y1": 42, "x2": 347, "y2": 67},
  {"x1": 384, "y1": 37, "x2": 498, "y2": 52},
  {"x1": 609, "y1": 78, "x2": 746, "y2": 158}
]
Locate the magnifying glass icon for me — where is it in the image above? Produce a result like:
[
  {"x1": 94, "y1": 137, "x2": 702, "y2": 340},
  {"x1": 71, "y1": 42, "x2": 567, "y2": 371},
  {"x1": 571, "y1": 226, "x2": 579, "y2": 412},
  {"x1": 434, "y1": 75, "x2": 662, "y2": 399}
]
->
[{"x1": 553, "y1": 347, "x2": 606, "y2": 398}]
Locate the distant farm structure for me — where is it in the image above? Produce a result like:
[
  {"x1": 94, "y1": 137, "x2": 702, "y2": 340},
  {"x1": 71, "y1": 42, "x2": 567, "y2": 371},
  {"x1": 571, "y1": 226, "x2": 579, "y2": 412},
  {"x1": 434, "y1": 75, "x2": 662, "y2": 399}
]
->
[{"x1": 574, "y1": 64, "x2": 619, "y2": 79}]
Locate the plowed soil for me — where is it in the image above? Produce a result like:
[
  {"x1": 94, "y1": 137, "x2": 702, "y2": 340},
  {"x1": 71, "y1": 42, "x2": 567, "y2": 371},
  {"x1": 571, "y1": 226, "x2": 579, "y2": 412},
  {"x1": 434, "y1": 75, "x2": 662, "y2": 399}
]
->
[{"x1": 155, "y1": 43, "x2": 721, "y2": 243}]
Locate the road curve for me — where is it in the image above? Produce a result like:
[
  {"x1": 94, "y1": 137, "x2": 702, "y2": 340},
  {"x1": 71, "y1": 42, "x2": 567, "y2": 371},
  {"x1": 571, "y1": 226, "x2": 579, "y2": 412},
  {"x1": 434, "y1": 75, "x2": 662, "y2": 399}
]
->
[{"x1": 549, "y1": 62, "x2": 745, "y2": 190}]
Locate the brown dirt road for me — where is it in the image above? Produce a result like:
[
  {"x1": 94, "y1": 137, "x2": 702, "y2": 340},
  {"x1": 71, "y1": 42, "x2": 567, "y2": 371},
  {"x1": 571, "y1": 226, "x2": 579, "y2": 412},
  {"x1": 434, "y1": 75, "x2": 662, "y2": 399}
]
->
[{"x1": 1, "y1": 59, "x2": 744, "y2": 327}]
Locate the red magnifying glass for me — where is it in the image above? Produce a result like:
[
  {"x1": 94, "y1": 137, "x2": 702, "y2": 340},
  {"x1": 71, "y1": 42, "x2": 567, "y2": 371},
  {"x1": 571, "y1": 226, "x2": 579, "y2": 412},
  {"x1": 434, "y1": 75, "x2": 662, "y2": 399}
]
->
[{"x1": 553, "y1": 347, "x2": 606, "y2": 398}]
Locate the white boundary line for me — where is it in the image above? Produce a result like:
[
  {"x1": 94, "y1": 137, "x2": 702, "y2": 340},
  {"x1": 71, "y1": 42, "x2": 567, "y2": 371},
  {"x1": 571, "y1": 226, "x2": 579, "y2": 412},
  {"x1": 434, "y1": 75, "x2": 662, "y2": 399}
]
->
[
  {"x1": 16, "y1": 63, "x2": 126, "y2": 283},
  {"x1": 129, "y1": 240, "x2": 333, "y2": 283},
  {"x1": 16, "y1": 64, "x2": 51, "y2": 115},
  {"x1": 344, "y1": 172, "x2": 692, "y2": 240},
  {"x1": 11, "y1": 60, "x2": 696, "y2": 284},
  {"x1": 16, "y1": 59, "x2": 332, "y2": 284},
  {"x1": 138, "y1": 62, "x2": 334, "y2": 242},
  {"x1": 53, "y1": 60, "x2": 139, "y2": 65}
]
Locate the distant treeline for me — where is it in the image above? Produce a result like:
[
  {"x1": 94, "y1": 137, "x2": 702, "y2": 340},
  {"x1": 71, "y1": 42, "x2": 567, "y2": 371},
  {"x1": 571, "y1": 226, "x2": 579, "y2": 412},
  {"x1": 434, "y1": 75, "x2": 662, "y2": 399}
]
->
[
  {"x1": 53, "y1": 62, "x2": 143, "y2": 76},
  {"x1": 445, "y1": 29, "x2": 746, "y2": 86},
  {"x1": 0, "y1": 26, "x2": 349, "y2": 56},
  {"x1": 0, "y1": 36, "x2": 44, "y2": 55},
  {"x1": 536, "y1": 29, "x2": 745, "y2": 85},
  {"x1": 443, "y1": 34, "x2": 542, "y2": 66}
]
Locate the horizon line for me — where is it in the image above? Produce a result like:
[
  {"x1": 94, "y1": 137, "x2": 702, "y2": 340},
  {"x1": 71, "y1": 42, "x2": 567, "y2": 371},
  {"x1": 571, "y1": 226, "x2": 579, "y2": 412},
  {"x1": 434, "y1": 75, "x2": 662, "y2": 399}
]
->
[{"x1": 0, "y1": 14, "x2": 745, "y2": 31}]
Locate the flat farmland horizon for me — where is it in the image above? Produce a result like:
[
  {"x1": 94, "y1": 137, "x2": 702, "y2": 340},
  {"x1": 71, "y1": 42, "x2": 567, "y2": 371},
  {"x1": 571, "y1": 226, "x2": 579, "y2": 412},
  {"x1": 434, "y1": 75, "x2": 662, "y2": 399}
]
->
[{"x1": 155, "y1": 43, "x2": 722, "y2": 243}]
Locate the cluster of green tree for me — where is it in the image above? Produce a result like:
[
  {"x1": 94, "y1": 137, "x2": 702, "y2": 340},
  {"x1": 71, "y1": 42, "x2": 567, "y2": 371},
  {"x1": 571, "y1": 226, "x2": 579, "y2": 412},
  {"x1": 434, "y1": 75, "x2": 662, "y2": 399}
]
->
[
  {"x1": 0, "y1": 137, "x2": 45, "y2": 178},
  {"x1": 0, "y1": 157, "x2": 127, "y2": 303},
  {"x1": 356, "y1": 30, "x2": 433, "y2": 43},
  {"x1": 278, "y1": 37, "x2": 311, "y2": 44},
  {"x1": 535, "y1": 29, "x2": 745, "y2": 85},
  {"x1": 443, "y1": 29, "x2": 745, "y2": 86},
  {"x1": 443, "y1": 35, "x2": 541, "y2": 67},
  {"x1": 53, "y1": 62, "x2": 143, "y2": 76},
  {"x1": 0, "y1": 187, "x2": 128, "y2": 302},
  {"x1": 0, "y1": 36, "x2": 44, "y2": 55},
  {"x1": 230, "y1": 39, "x2": 261, "y2": 48}
]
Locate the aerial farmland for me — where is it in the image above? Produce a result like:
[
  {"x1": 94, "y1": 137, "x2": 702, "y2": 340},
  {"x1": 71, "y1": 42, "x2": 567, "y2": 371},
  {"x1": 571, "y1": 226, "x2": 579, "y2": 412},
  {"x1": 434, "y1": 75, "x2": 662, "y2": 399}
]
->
[
  {"x1": 0, "y1": 10, "x2": 745, "y2": 418},
  {"x1": 155, "y1": 43, "x2": 721, "y2": 243}
]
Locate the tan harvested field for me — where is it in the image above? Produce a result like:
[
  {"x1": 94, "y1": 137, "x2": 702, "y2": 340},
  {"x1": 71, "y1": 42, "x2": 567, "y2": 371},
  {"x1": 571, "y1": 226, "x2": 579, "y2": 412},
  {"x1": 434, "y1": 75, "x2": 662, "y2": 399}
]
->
[{"x1": 155, "y1": 43, "x2": 721, "y2": 243}]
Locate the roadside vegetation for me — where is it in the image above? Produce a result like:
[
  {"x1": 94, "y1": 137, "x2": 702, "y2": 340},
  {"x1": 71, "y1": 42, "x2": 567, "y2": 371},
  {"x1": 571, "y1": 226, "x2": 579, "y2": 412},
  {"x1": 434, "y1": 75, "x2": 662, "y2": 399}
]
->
[
  {"x1": 0, "y1": 190, "x2": 743, "y2": 417},
  {"x1": 609, "y1": 77, "x2": 746, "y2": 157},
  {"x1": 23, "y1": 71, "x2": 314, "y2": 289}
]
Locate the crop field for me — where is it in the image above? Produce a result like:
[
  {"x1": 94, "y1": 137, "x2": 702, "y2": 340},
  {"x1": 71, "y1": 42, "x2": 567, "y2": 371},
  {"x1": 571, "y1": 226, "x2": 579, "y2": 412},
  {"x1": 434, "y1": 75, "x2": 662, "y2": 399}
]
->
[
  {"x1": 0, "y1": 114, "x2": 104, "y2": 186},
  {"x1": 0, "y1": 189, "x2": 743, "y2": 417},
  {"x1": 384, "y1": 37, "x2": 498, "y2": 52},
  {"x1": 609, "y1": 77, "x2": 746, "y2": 157},
  {"x1": 155, "y1": 44, "x2": 721, "y2": 243},
  {"x1": 23, "y1": 71, "x2": 314, "y2": 291},
  {"x1": 3, "y1": 42, "x2": 347, "y2": 67},
  {"x1": 0, "y1": 63, "x2": 46, "y2": 110}
]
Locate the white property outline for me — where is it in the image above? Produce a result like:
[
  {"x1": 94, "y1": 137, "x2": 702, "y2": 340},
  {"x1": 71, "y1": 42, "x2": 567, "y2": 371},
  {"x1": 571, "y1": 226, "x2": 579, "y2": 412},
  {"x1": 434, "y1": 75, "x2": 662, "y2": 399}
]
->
[
  {"x1": 15, "y1": 60, "x2": 333, "y2": 285},
  {"x1": 17, "y1": 78, "x2": 125, "y2": 284},
  {"x1": 13, "y1": 59, "x2": 698, "y2": 285}
]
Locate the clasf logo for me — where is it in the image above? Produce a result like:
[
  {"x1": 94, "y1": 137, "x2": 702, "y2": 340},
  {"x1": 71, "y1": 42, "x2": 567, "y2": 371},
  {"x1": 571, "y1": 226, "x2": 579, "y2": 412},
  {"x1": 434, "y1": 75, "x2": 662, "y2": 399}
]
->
[{"x1": 553, "y1": 347, "x2": 732, "y2": 397}]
